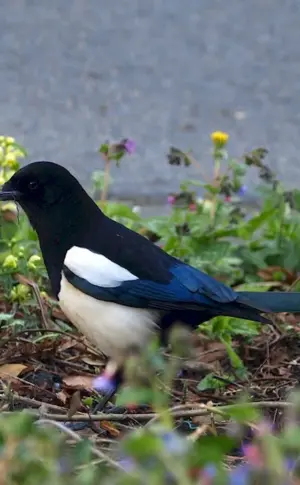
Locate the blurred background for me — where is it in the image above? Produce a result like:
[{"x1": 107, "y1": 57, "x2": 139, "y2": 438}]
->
[{"x1": 0, "y1": 0, "x2": 299, "y2": 206}]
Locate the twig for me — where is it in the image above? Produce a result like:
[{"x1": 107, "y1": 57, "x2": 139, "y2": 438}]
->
[
  {"x1": 286, "y1": 276, "x2": 300, "y2": 292},
  {"x1": 14, "y1": 274, "x2": 51, "y2": 330},
  {"x1": 0, "y1": 400, "x2": 292, "y2": 422},
  {"x1": 187, "y1": 424, "x2": 209, "y2": 442},
  {"x1": 0, "y1": 393, "x2": 65, "y2": 412},
  {"x1": 37, "y1": 419, "x2": 124, "y2": 471},
  {"x1": 53, "y1": 357, "x2": 99, "y2": 373}
]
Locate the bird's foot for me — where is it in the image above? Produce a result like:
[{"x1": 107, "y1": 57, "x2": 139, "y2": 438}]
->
[{"x1": 92, "y1": 361, "x2": 119, "y2": 414}]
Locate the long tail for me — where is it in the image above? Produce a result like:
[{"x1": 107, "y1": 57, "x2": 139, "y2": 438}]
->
[{"x1": 237, "y1": 291, "x2": 300, "y2": 314}]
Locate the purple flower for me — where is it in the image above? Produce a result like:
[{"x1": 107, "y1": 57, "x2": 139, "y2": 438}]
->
[
  {"x1": 238, "y1": 184, "x2": 247, "y2": 196},
  {"x1": 285, "y1": 458, "x2": 297, "y2": 473},
  {"x1": 118, "y1": 457, "x2": 136, "y2": 472},
  {"x1": 160, "y1": 431, "x2": 188, "y2": 455},
  {"x1": 123, "y1": 138, "x2": 136, "y2": 155},
  {"x1": 201, "y1": 464, "x2": 217, "y2": 479},
  {"x1": 92, "y1": 374, "x2": 117, "y2": 394},
  {"x1": 229, "y1": 464, "x2": 251, "y2": 485}
]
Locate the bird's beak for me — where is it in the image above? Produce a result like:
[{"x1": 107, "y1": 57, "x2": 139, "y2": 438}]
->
[{"x1": 0, "y1": 190, "x2": 21, "y2": 201}]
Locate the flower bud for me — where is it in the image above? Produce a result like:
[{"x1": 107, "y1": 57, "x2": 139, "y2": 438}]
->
[
  {"x1": 210, "y1": 130, "x2": 229, "y2": 148},
  {"x1": 5, "y1": 136, "x2": 15, "y2": 145},
  {"x1": 10, "y1": 283, "x2": 30, "y2": 302},
  {"x1": 3, "y1": 254, "x2": 18, "y2": 270},
  {"x1": 16, "y1": 284, "x2": 30, "y2": 301},
  {"x1": 27, "y1": 254, "x2": 42, "y2": 270}
]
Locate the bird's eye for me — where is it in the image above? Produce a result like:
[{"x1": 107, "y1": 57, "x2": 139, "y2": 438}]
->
[{"x1": 28, "y1": 180, "x2": 38, "y2": 191}]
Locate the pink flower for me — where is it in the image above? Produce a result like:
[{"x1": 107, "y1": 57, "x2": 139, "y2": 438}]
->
[
  {"x1": 225, "y1": 195, "x2": 232, "y2": 202},
  {"x1": 167, "y1": 195, "x2": 176, "y2": 205},
  {"x1": 242, "y1": 444, "x2": 263, "y2": 468},
  {"x1": 189, "y1": 203, "x2": 197, "y2": 212}
]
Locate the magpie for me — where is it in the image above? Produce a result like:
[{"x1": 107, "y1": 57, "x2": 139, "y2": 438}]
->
[{"x1": 1, "y1": 161, "x2": 300, "y2": 395}]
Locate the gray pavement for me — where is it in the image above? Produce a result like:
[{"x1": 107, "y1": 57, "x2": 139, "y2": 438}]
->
[{"x1": 0, "y1": 0, "x2": 300, "y2": 204}]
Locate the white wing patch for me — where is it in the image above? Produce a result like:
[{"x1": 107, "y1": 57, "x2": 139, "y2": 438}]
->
[{"x1": 64, "y1": 246, "x2": 138, "y2": 288}]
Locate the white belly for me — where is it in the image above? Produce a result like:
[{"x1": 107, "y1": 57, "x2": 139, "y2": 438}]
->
[{"x1": 58, "y1": 274, "x2": 160, "y2": 363}]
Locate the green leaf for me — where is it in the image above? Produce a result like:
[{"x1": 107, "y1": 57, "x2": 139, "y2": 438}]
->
[
  {"x1": 116, "y1": 386, "x2": 155, "y2": 406},
  {"x1": 234, "y1": 282, "x2": 277, "y2": 292},
  {"x1": 0, "y1": 313, "x2": 14, "y2": 322},
  {"x1": 191, "y1": 436, "x2": 236, "y2": 466},
  {"x1": 98, "y1": 143, "x2": 109, "y2": 154},
  {"x1": 122, "y1": 428, "x2": 163, "y2": 459},
  {"x1": 203, "y1": 184, "x2": 220, "y2": 195},
  {"x1": 104, "y1": 202, "x2": 141, "y2": 221},
  {"x1": 289, "y1": 189, "x2": 300, "y2": 211},
  {"x1": 221, "y1": 336, "x2": 247, "y2": 378},
  {"x1": 223, "y1": 400, "x2": 261, "y2": 423},
  {"x1": 281, "y1": 427, "x2": 300, "y2": 451},
  {"x1": 197, "y1": 373, "x2": 227, "y2": 391},
  {"x1": 224, "y1": 318, "x2": 260, "y2": 337},
  {"x1": 238, "y1": 206, "x2": 277, "y2": 237}
]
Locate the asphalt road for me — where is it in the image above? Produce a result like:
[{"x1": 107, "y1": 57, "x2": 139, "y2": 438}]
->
[{"x1": 0, "y1": 0, "x2": 300, "y2": 203}]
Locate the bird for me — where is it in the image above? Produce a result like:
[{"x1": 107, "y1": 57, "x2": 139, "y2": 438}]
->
[{"x1": 1, "y1": 161, "x2": 300, "y2": 403}]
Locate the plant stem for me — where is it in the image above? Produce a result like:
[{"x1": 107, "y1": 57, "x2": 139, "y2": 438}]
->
[
  {"x1": 210, "y1": 153, "x2": 222, "y2": 224},
  {"x1": 101, "y1": 152, "x2": 110, "y2": 203}
]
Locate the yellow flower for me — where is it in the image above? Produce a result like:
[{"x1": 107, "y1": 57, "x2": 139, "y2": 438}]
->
[
  {"x1": 3, "y1": 254, "x2": 18, "y2": 270},
  {"x1": 211, "y1": 131, "x2": 229, "y2": 148},
  {"x1": 3, "y1": 155, "x2": 18, "y2": 170}
]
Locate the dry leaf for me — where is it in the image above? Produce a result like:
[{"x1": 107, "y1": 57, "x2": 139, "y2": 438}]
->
[
  {"x1": 51, "y1": 307, "x2": 70, "y2": 323},
  {"x1": 56, "y1": 390, "x2": 69, "y2": 405},
  {"x1": 0, "y1": 363, "x2": 28, "y2": 382},
  {"x1": 57, "y1": 338, "x2": 78, "y2": 352},
  {"x1": 257, "y1": 266, "x2": 297, "y2": 284},
  {"x1": 68, "y1": 390, "x2": 82, "y2": 418},
  {"x1": 198, "y1": 342, "x2": 227, "y2": 364},
  {"x1": 81, "y1": 356, "x2": 105, "y2": 366},
  {"x1": 63, "y1": 375, "x2": 94, "y2": 390},
  {"x1": 81, "y1": 338, "x2": 104, "y2": 356},
  {"x1": 100, "y1": 421, "x2": 120, "y2": 437}
]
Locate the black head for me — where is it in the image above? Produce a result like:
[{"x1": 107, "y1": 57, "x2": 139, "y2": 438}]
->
[
  {"x1": 0, "y1": 161, "x2": 86, "y2": 211},
  {"x1": 0, "y1": 161, "x2": 102, "y2": 228},
  {"x1": 0, "y1": 161, "x2": 103, "y2": 296}
]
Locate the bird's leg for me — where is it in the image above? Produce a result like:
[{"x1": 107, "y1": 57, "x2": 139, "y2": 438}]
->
[
  {"x1": 92, "y1": 360, "x2": 120, "y2": 413},
  {"x1": 92, "y1": 388, "x2": 117, "y2": 414}
]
